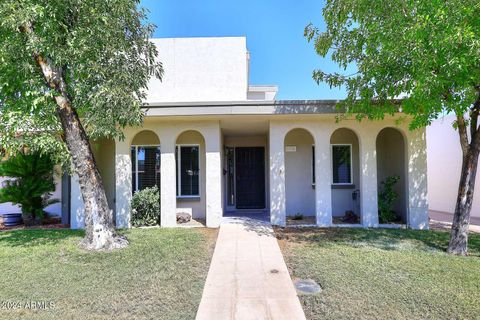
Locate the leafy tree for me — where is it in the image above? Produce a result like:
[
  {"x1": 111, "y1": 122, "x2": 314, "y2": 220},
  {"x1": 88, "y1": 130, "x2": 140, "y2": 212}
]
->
[
  {"x1": 306, "y1": 0, "x2": 479, "y2": 254},
  {"x1": 0, "y1": 152, "x2": 59, "y2": 222},
  {"x1": 0, "y1": 1, "x2": 163, "y2": 250}
]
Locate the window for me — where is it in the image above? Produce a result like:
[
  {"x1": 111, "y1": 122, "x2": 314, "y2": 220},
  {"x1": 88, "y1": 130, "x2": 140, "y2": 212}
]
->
[
  {"x1": 332, "y1": 144, "x2": 352, "y2": 184},
  {"x1": 176, "y1": 145, "x2": 200, "y2": 197},
  {"x1": 131, "y1": 146, "x2": 160, "y2": 193}
]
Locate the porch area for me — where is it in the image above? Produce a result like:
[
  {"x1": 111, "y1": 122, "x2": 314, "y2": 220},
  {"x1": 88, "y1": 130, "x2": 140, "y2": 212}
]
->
[{"x1": 70, "y1": 113, "x2": 428, "y2": 230}]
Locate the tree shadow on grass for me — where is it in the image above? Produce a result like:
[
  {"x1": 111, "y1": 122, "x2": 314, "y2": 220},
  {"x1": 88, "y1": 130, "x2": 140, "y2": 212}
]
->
[
  {"x1": 0, "y1": 229, "x2": 84, "y2": 247},
  {"x1": 223, "y1": 216, "x2": 276, "y2": 238},
  {"x1": 275, "y1": 227, "x2": 480, "y2": 257}
]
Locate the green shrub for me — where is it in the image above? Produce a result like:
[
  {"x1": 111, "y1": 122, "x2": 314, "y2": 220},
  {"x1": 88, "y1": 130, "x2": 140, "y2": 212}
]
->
[
  {"x1": 292, "y1": 213, "x2": 304, "y2": 220},
  {"x1": 131, "y1": 186, "x2": 160, "y2": 227},
  {"x1": 378, "y1": 175, "x2": 400, "y2": 223},
  {"x1": 0, "y1": 152, "x2": 59, "y2": 223}
]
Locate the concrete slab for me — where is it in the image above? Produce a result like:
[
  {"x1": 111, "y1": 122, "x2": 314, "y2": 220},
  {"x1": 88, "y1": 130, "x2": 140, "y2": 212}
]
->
[{"x1": 196, "y1": 217, "x2": 306, "y2": 320}]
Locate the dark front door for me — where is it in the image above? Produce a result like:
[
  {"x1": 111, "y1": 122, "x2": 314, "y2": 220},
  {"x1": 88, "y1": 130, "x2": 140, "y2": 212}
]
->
[{"x1": 235, "y1": 147, "x2": 265, "y2": 209}]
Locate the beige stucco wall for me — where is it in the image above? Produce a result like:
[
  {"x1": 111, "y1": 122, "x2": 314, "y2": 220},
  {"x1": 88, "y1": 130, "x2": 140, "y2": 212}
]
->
[
  {"x1": 284, "y1": 129, "x2": 315, "y2": 217},
  {"x1": 131, "y1": 130, "x2": 161, "y2": 145},
  {"x1": 71, "y1": 139, "x2": 117, "y2": 229},
  {"x1": 176, "y1": 130, "x2": 206, "y2": 220},
  {"x1": 91, "y1": 139, "x2": 116, "y2": 213}
]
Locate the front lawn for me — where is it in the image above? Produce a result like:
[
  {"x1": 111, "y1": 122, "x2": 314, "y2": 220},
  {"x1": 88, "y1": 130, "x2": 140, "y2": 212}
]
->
[
  {"x1": 0, "y1": 228, "x2": 217, "y2": 320},
  {"x1": 277, "y1": 228, "x2": 480, "y2": 320}
]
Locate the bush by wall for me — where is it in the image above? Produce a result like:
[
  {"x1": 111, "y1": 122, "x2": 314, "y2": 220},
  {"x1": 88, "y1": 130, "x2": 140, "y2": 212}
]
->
[
  {"x1": 0, "y1": 152, "x2": 58, "y2": 223},
  {"x1": 378, "y1": 175, "x2": 400, "y2": 223},
  {"x1": 130, "y1": 186, "x2": 160, "y2": 227}
]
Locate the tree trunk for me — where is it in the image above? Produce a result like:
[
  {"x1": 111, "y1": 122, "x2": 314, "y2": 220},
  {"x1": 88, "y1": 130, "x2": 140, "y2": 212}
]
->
[
  {"x1": 57, "y1": 102, "x2": 127, "y2": 250},
  {"x1": 21, "y1": 23, "x2": 127, "y2": 250},
  {"x1": 448, "y1": 121, "x2": 480, "y2": 255}
]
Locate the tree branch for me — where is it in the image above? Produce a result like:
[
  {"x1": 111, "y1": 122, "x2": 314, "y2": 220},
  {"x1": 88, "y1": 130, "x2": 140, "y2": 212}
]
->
[
  {"x1": 456, "y1": 114, "x2": 469, "y2": 156},
  {"x1": 19, "y1": 23, "x2": 71, "y2": 110}
]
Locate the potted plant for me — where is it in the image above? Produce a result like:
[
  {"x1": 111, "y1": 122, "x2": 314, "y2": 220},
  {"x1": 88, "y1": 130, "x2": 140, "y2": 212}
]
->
[{"x1": 0, "y1": 152, "x2": 59, "y2": 225}]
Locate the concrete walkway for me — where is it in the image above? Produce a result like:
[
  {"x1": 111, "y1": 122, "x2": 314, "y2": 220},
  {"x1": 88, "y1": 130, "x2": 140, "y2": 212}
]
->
[
  {"x1": 430, "y1": 210, "x2": 480, "y2": 233},
  {"x1": 196, "y1": 217, "x2": 306, "y2": 320}
]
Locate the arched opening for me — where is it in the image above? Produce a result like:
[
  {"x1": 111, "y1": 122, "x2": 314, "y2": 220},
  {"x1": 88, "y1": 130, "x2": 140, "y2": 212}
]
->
[
  {"x1": 175, "y1": 130, "x2": 206, "y2": 225},
  {"x1": 130, "y1": 130, "x2": 161, "y2": 193},
  {"x1": 376, "y1": 128, "x2": 407, "y2": 224},
  {"x1": 284, "y1": 128, "x2": 316, "y2": 225},
  {"x1": 330, "y1": 128, "x2": 361, "y2": 224}
]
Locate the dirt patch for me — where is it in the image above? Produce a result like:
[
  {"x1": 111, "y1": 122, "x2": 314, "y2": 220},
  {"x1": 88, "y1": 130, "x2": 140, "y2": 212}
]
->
[
  {"x1": 429, "y1": 219, "x2": 480, "y2": 233},
  {"x1": 0, "y1": 223, "x2": 69, "y2": 231}
]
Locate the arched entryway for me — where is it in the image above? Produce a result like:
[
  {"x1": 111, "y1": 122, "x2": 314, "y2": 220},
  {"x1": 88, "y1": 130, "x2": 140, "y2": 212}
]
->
[
  {"x1": 175, "y1": 130, "x2": 206, "y2": 223},
  {"x1": 284, "y1": 128, "x2": 316, "y2": 225},
  {"x1": 376, "y1": 128, "x2": 408, "y2": 224},
  {"x1": 130, "y1": 130, "x2": 161, "y2": 193},
  {"x1": 330, "y1": 128, "x2": 361, "y2": 224}
]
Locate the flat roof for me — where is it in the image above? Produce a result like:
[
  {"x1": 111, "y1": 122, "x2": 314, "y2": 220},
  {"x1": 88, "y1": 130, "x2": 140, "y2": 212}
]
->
[{"x1": 143, "y1": 100, "x2": 342, "y2": 117}]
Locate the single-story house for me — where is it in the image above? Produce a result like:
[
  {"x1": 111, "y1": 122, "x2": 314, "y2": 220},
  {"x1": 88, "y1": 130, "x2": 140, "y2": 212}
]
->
[{"x1": 1, "y1": 37, "x2": 429, "y2": 229}]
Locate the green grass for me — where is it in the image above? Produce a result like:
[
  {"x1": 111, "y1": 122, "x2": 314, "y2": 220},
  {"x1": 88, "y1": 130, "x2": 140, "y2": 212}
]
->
[
  {"x1": 277, "y1": 228, "x2": 480, "y2": 320},
  {"x1": 0, "y1": 228, "x2": 217, "y2": 320}
]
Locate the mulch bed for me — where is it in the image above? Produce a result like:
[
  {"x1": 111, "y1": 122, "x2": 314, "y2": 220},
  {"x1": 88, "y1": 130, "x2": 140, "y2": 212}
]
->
[
  {"x1": 0, "y1": 223, "x2": 69, "y2": 231},
  {"x1": 0, "y1": 216, "x2": 69, "y2": 231}
]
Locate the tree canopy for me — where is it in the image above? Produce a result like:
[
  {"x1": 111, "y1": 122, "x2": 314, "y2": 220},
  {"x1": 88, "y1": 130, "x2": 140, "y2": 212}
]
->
[
  {"x1": 305, "y1": 0, "x2": 480, "y2": 128},
  {"x1": 0, "y1": 0, "x2": 163, "y2": 165},
  {"x1": 306, "y1": 0, "x2": 480, "y2": 255}
]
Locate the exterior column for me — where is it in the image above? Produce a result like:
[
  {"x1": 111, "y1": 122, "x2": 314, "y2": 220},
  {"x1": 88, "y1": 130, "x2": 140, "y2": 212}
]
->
[
  {"x1": 205, "y1": 125, "x2": 223, "y2": 228},
  {"x1": 359, "y1": 132, "x2": 379, "y2": 227},
  {"x1": 314, "y1": 130, "x2": 332, "y2": 226},
  {"x1": 407, "y1": 128, "x2": 429, "y2": 229},
  {"x1": 115, "y1": 139, "x2": 132, "y2": 228},
  {"x1": 269, "y1": 124, "x2": 286, "y2": 226},
  {"x1": 160, "y1": 133, "x2": 177, "y2": 227}
]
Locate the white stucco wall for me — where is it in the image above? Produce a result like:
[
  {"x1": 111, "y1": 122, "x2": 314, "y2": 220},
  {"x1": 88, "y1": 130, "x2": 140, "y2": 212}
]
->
[
  {"x1": 330, "y1": 128, "x2": 361, "y2": 217},
  {"x1": 377, "y1": 128, "x2": 408, "y2": 222},
  {"x1": 68, "y1": 113, "x2": 428, "y2": 230},
  {"x1": 146, "y1": 37, "x2": 248, "y2": 103},
  {"x1": 269, "y1": 116, "x2": 428, "y2": 229},
  {"x1": 284, "y1": 129, "x2": 315, "y2": 217},
  {"x1": 427, "y1": 115, "x2": 480, "y2": 218},
  {"x1": 114, "y1": 119, "x2": 223, "y2": 228}
]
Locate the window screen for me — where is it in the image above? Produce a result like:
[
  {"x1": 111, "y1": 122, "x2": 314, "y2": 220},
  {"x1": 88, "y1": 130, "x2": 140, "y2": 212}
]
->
[
  {"x1": 176, "y1": 146, "x2": 200, "y2": 196},
  {"x1": 131, "y1": 146, "x2": 160, "y2": 193},
  {"x1": 332, "y1": 145, "x2": 352, "y2": 184}
]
